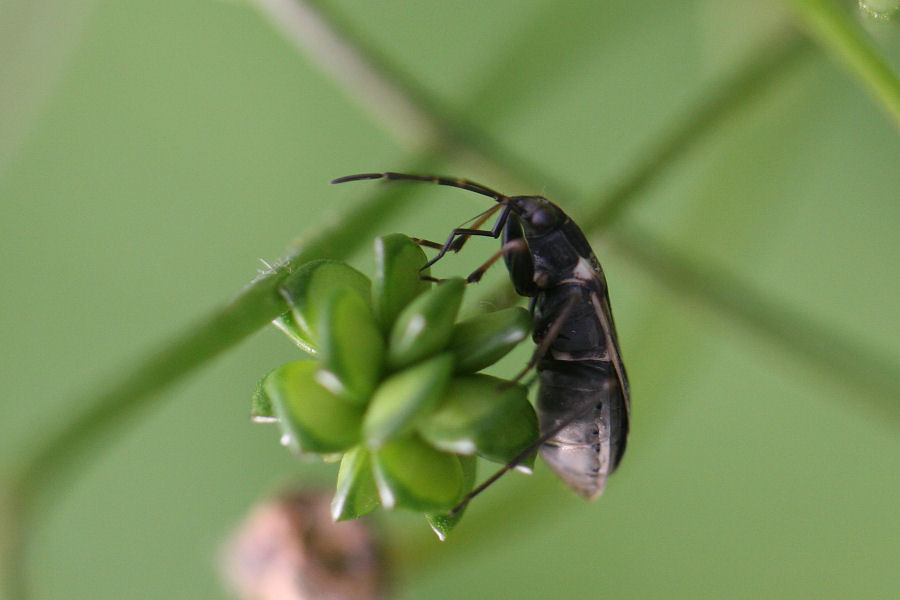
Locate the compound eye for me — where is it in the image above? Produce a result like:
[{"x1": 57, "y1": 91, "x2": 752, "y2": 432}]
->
[{"x1": 530, "y1": 208, "x2": 553, "y2": 230}]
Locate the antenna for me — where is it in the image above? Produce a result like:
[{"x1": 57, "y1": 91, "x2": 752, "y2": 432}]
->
[
  {"x1": 332, "y1": 171, "x2": 514, "y2": 266},
  {"x1": 332, "y1": 172, "x2": 508, "y2": 204}
]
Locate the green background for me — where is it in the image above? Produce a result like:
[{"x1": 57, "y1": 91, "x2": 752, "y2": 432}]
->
[{"x1": 1, "y1": 1, "x2": 898, "y2": 598}]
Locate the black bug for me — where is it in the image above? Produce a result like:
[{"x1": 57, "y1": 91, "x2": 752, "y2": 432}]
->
[{"x1": 332, "y1": 172, "x2": 630, "y2": 505}]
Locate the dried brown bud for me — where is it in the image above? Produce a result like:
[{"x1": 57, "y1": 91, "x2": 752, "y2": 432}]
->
[{"x1": 222, "y1": 490, "x2": 385, "y2": 600}]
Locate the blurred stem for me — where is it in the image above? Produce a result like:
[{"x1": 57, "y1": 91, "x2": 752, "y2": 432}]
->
[
  {"x1": 268, "y1": 0, "x2": 899, "y2": 417},
  {"x1": 249, "y1": 0, "x2": 441, "y2": 152},
  {"x1": 250, "y1": 0, "x2": 571, "y2": 190},
  {"x1": 783, "y1": 0, "x2": 900, "y2": 129},
  {"x1": 611, "y1": 225, "x2": 900, "y2": 419},
  {"x1": 583, "y1": 33, "x2": 811, "y2": 230},
  {"x1": 0, "y1": 0, "x2": 97, "y2": 177},
  {"x1": 2, "y1": 174, "x2": 436, "y2": 599},
  {"x1": 7, "y1": 1, "x2": 898, "y2": 597},
  {"x1": 262, "y1": 0, "x2": 900, "y2": 568}
]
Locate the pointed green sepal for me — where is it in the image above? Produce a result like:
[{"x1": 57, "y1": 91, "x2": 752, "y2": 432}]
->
[
  {"x1": 251, "y1": 368, "x2": 278, "y2": 423},
  {"x1": 318, "y1": 288, "x2": 384, "y2": 405},
  {"x1": 373, "y1": 234, "x2": 432, "y2": 332},
  {"x1": 332, "y1": 446, "x2": 381, "y2": 521},
  {"x1": 388, "y1": 278, "x2": 465, "y2": 370},
  {"x1": 425, "y1": 454, "x2": 477, "y2": 540},
  {"x1": 448, "y1": 306, "x2": 531, "y2": 374},
  {"x1": 418, "y1": 374, "x2": 539, "y2": 468},
  {"x1": 279, "y1": 260, "x2": 371, "y2": 349},
  {"x1": 264, "y1": 360, "x2": 364, "y2": 454},
  {"x1": 371, "y1": 436, "x2": 465, "y2": 512},
  {"x1": 272, "y1": 310, "x2": 317, "y2": 355},
  {"x1": 363, "y1": 353, "x2": 454, "y2": 449}
]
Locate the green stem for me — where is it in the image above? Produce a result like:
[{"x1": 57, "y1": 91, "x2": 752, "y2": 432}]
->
[
  {"x1": 3, "y1": 177, "x2": 428, "y2": 599},
  {"x1": 252, "y1": 0, "x2": 574, "y2": 193},
  {"x1": 6, "y1": 1, "x2": 897, "y2": 595},
  {"x1": 784, "y1": 0, "x2": 900, "y2": 129},
  {"x1": 612, "y1": 225, "x2": 900, "y2": 417},
  {"x1": 396, "y1": 48, "x2": 900, "y2": 564},
  {"x1": 584, "y1": 34, "x2": 811, "y2": 230}
]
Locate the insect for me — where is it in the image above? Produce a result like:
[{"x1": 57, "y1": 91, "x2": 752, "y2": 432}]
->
[{"x1": 332, "y1": 172, "x2": 630, "y2": 504}]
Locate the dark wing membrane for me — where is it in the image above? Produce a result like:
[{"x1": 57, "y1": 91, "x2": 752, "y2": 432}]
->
[
  {"x1": 590, "y1": 282, "x2": 630, "y2": 413},
  {"x1": 590, "y1": 287, "x2": 630, "y2": 471}
]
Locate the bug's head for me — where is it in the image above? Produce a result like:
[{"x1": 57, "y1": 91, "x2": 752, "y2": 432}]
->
[{"x1": 509, "y1": 196, "x2": 561, "y2": 237}]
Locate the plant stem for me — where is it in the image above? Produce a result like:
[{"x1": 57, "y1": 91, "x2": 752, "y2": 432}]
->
[
  {"x1": 250, "y1": 0, "x2": 571, "y2": 191},
  {"x1": 260, "y1": 2, "x2": 899, "y2": 568},
  {"x1": 2, "y1": 177, "x2": 428, "y2": 599},
  {"x1": 583, "y1": 34, "x2": 811, "y2": 231},
  {"x1": 249, "y1": 0, "x2": 441, "y2": 153},
  {"x1": 612, "y1": 225, "x2": 900, "y2": 417},
  {"x1": 784, "y1": 0, "x2": 900, "y2": 129},
  {"x1": 7, "y1": 1, "x2": 899, "y2": 595}
]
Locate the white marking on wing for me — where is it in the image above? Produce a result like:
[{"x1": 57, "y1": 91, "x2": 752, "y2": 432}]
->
[{"x1": 572, "y1": 256, "x2": 596, "y2": 281}]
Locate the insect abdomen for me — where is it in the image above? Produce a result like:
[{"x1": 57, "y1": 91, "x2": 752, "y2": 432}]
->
[{"x1": 537, "y1": 361, "x2": 628, "y2": 499}]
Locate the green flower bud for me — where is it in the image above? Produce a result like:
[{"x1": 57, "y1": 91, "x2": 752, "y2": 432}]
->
[
  {"x1": 388, "y1": 278, "x2": 465, "y2": 369},
  {"x1": 332, "y1": 446, "x2": 381, "y2": 521},
  {"x1": 448, "y1": 306, "x2": 531, "y2": 374},
  {"x1": 373, "y1": 234, "x2": 432, "y2": 332},
  {"x1": 264, "y1": 360, "x2": 364, "y2": 454},
  {"x1": 419, "y1": 374, "x2": 539, "y2": 468},
  {"x1": 318, "y1": 288, "x2": 384, "y2": 405},
  {"x1": 372, "y1": 435, "x2": 465, "y2": 512},
  {"x1": 279, "y1": 260, "x2": 371, "y2": 350},
  {"x1": 363, "y1": 354, "x2": 454, "y2": 448}
]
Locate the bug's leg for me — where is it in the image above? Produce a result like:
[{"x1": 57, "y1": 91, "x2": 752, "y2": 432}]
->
[
  {"x1": 451, "y1": 293, "x2": 582, "y2": 512},
  {"x1": 446, "y1": 204, "x2": 504, "y2": 254},
  {"x1": 412, "y1": 235, "x2": 506, "y2": 284},
  {"x1": 465, "y1": 238, "x2": 528, "y2": 283},
  {"x1": 411, "y1": 238, "x2": 443, "y2": 250},
  {"x1": 460, "y1": 211, "x2": 539, "y2": 285},
  {"x1": 411, "y1": 204, "x2": 497, "y2": 253},
  {"x1": 331, "y1": 171, "x2": 515, "y2": 265},
  {"x1": 421, "y1": 227, "x2": 501, "y2": 270},
  {"x1": 506, "y1": 291, "x2": 580, "y2": 385},
  {"x1": 448, "y1": 394, "x2": 602, "y2": 515},
  {"x1": 421, "y1": 203, "x2": 512, "y2": 270},
  {"x1": 407, "y1": 239, "x2": 451, "y2": 283}
]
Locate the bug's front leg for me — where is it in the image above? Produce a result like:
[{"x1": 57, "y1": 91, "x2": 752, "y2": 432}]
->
[
  {"x1": 465, "y1": 238, "x2": 528, "y2": 284},
  {"x1": 410, "y1": 236, "x2": 500, "y2": 284},
  {"x1": 419, "y1": 203, "x2": 512, "y2": 270},
  {"x1": 410, "y1": 239, "x2": 449, "y2": 283},
  {"x1": 416, "y1": 236, "x2": 528, "y2": 285},
  {"x1": 460, "y1": 213, "x2": 540, "y2": 287}
]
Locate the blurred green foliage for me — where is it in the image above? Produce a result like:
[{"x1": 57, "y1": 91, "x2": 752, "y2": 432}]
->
[{"x1": 1, "y1": 1, "x2": 898, "y2": 599}]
